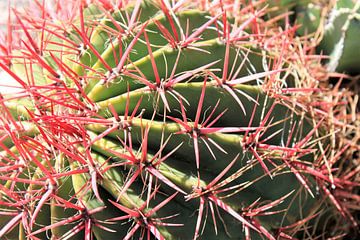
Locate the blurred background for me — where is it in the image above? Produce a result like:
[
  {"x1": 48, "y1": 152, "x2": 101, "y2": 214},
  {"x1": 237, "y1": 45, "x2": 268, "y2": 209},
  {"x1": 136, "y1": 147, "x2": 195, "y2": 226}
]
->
[
  {"x1": 0, "y1": 0, "x2": 27, "y2": 93},
  {"x1": 0, "y1": 0, "x2": 28, "y2": 27}
]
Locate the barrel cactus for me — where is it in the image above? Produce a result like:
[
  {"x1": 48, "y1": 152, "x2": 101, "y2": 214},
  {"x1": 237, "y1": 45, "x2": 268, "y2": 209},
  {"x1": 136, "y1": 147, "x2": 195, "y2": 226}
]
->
[
  {"x1": 0, "y1": 0, "x2": 358, "y2": 239},
  {"x1": 296, "y1": 0, "x2": 360, "y2": 74}
]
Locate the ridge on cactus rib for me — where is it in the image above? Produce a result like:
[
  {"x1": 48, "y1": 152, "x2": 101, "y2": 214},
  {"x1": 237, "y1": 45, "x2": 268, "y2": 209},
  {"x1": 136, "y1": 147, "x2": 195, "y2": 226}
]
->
[
  {"x1": 296, "y1": 0, "x2": 360, "y2": 75},
  {"x1": 0, "y1": 0, "x2": 359, "y2": 240}
]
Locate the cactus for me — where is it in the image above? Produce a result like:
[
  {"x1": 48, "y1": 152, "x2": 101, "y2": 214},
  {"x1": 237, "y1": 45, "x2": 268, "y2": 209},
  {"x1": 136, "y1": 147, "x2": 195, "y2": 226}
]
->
[
  {"x1": 0, "y1": 0, "x2": 359, "y2": 239},
  {"x1": 296, "y1": 0, "x2": 360, "y2": 74}
]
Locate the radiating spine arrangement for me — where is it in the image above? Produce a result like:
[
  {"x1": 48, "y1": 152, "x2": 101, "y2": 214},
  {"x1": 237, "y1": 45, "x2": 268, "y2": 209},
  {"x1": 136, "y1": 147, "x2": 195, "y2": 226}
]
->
[{"x1": 0, "y1": 0, "x2": 359, "y2": 239}]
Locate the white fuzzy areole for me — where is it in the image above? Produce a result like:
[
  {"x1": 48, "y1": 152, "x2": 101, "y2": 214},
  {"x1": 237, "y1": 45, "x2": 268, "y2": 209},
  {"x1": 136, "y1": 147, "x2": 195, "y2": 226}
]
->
[{"x1": 327, "y1": 35, "x2": 345, "y2": 72}]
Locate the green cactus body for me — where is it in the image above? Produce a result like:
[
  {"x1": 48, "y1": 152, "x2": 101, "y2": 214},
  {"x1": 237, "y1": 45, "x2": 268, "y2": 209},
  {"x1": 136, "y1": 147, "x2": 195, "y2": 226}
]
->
[
  {"x1": 297, "y1": 0, "x2": 360, "y2": 74},
  {"x1": 0, "y1": 1, "x2": 358, "y2": 240}
]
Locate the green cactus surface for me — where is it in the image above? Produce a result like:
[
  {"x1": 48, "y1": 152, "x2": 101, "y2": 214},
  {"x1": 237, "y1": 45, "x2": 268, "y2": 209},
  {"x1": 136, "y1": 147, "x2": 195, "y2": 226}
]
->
[
  {"x1": 296, "y1": 0, "x2": 360, "y2": 74},
  {"x1": 0, "y1": 1, "x2": 359, "y2": 240}
]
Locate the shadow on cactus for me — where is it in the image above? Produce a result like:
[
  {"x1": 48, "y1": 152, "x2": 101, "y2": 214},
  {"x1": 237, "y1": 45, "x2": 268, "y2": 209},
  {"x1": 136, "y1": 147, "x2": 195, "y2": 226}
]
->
[{"x1": 0, "y1": 0, "x2": 359, "y2": 239}]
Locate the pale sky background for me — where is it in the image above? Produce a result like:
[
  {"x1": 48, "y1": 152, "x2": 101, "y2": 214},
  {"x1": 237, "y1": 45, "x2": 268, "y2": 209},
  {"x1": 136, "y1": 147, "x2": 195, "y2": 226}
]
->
[{"x1": 0, "y1": 0, "x2": 27, "y2": 94}]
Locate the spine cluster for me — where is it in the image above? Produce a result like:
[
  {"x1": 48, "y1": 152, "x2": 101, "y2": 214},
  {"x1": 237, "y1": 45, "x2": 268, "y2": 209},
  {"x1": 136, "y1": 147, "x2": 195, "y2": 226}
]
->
[{"x1": 0, "y1": 1, "x2": 358, "y2": 239}]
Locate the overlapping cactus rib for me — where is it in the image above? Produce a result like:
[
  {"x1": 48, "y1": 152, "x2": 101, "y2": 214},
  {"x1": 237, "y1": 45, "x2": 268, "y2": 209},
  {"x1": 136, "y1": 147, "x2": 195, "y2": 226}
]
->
[{"x1": 0, "y1": 0, "x2": 359, "y2": 239}]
